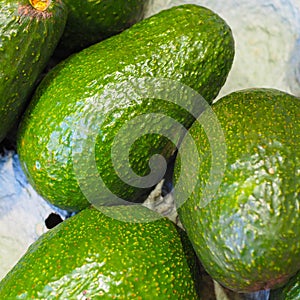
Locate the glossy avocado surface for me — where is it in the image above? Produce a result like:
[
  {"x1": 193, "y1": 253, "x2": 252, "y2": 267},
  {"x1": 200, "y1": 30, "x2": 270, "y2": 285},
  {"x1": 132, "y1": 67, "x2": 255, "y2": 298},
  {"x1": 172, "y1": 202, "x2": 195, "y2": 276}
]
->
[
  {"x1": 175, "y1": 88, "x2": 300, "y2": 292},
  {"x1": 18, "y1": 4, "x2": 235, "y2": 212},
  {"x1": 0, "y1": 205, "x2": 202, "y2": 299},
  {"x1": 54, "y1": 0, "x2": 151, "y2": 58},
  {"x1": 270, "y1": 271, "x2": 300, "y2": 300},
  {"x1": 0, "y1": 0, "x2": 67, "y2": 143}
]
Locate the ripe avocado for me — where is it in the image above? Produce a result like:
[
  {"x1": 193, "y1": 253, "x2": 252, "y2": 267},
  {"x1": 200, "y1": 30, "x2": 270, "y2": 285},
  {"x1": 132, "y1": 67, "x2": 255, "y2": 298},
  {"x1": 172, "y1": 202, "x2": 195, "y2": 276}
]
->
[
  {"x1": 0, "y1": 0, "x2": 67, "y2": 143},
  {"x1": 270, "y1": 271, "x2": 300, "y2": 300},
  {"x1": 174, "y1": 88, "x2": 300, "y2": 292},
  {"x1": 54, "y1": 0, "x2": 150, "y2": 59},
  {"x1": 0, "y1": 205, "x2": 202, "y2": 299},
  {"x1": 17, "y1": 4, "x2": 235, "y2": 212}
]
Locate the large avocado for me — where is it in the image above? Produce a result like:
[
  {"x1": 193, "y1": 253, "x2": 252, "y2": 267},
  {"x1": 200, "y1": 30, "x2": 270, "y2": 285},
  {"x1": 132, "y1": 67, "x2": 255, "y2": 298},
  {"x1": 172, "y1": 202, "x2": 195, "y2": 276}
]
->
[
  {"x1": 0, "y1": 0, "x2": 67, "y2": 143},
  {"x1": 175, "y1": 88, "x2": 300, "y2": 292},
  {"x1": 54, "y1": 0, "x2": 151, "y2": 59},
  {"x1": 0, "y1": 205, "x2": 202, "y2": 299},
  {"x1": 17, "y1": 4, "x2": 235, "y2": 212}
]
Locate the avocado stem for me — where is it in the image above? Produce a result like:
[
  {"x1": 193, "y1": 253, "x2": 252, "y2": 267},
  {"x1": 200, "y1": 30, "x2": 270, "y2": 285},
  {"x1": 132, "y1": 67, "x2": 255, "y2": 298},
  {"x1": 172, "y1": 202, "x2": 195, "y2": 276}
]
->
[{"x1": 29, "y1": 0, "x2": 51, "y2": 11}]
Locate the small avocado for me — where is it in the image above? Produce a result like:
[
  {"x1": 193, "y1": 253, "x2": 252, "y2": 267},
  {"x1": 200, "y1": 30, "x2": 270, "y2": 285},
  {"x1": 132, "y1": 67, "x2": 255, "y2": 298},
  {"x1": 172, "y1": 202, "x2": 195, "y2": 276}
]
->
[
  {"x1": 0, "y1": 0, "x2": 67, "y2": 143},
  {"x1": 17, "y1": 4, "x2": 235, "y2": 212},
  {"x1": 270, "y1": 271, "x2": 300, "y2": 300},
  {"x1": 54, "y1": 0, "x2": 151, "y2": 59},
  {"x1": 174, "y1": 88, "x2": 300, "y2": 292},
  {"x1": 0, "y1": 205, "x2": 202, "y2": 299}
]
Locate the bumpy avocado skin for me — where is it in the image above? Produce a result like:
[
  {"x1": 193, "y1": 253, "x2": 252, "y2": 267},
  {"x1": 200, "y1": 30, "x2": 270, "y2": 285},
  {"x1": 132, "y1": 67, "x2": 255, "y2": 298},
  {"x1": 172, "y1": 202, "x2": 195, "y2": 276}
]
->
[
  {"x1": 0, "y1": 0, "x2": 67, "y2": 143},
  {"x1": 0, "y1": 206, "x2": 202, "y2": 299},
  {"x1": 17, "y1": 4, "x2": 235, "y2": 212},
  {"x1": 270, "y1": 271, "x2": 300, "y2": 300},
  {"x1": 175, "y1": 89, "x2": 300, "y2": 292},
  {"x1": 54, "y1": 0, "x2": 151, "y2": 58}
]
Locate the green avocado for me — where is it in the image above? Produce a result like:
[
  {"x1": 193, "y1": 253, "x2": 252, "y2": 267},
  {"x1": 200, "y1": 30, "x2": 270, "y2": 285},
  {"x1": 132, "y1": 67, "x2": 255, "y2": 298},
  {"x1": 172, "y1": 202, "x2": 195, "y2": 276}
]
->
[
  {"x1": 174, "y1": 88, "x2": 300, "y2": 292},
  {"x1": 17, "y1": 4, "x2": 235, "y2": 212},
  {"x1": 54, "y1": 0, "x2": 150, "y2": 59},
  {"x1": 0, "y1": 205, "x2": 202, "y2": 299},
  {"x1": 270, "y1": 271, "x2": 300, "y2": 300},
  {"x1": 0, "y1": 0, "x2": 67, "y2": 143}
]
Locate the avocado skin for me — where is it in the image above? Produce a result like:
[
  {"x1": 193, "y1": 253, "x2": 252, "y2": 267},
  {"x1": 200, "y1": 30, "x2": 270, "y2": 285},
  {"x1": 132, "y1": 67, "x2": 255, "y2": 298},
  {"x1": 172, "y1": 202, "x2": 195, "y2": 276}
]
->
[
  {"x1": 17, "y1": 4, "x2": 235, "y2": 212},
  {"x1": 175, "y1": 88, "x2": 300, "y2": 292},
  {"x1": 0, "y1": 0, "x2": 67, "y2": 143},
  {"x1": 54, "y1": 0, "x2": 150, "y2": 59},
  {"x1": 0, "y1": 205, "x2": 201, "y2": 299},
  {"x1": 270, "y1": 271, "x2": 300, "y2": 300}
]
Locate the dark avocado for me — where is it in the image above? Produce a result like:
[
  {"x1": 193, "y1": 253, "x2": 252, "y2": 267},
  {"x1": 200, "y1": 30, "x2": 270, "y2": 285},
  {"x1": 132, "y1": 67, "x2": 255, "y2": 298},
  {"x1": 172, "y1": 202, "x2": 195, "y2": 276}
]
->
[
  {"x1": 270, "y1": 271, "x2": 300, "y2": 300},
  {"x1": 0, "y1": 0, "x2": 67, "y2": 143},
  {"x1": 54, "y1": 0, "x2": 151, "y2": 59}
]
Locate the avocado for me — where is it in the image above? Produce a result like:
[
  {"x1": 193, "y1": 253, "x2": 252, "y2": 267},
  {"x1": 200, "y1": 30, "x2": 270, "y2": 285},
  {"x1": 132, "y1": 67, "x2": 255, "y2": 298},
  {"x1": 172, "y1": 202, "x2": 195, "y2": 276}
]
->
[
  {"x1": 174, "y1": 88, "x2": 300, "y2": 292},
  {"x1": 0, "y1": 0, "x2": 67, "y2": 143},
  {"x1": 270, "y1": 271, "x2": 300, "y2": 300},
  {"x1": 17, "y1": 4, "x2": 235, "y2": 212},
  {"x1": 0, "y1": 205, "x2": 202, "y2": 299},
  {"x1": 54, "y1": 0, "x2": 150, "y2": 59}
]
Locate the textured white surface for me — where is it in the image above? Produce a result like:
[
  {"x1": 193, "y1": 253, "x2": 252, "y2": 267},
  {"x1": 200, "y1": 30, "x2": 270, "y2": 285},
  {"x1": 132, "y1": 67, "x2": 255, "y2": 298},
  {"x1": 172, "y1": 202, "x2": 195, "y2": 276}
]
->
[
  {"x1": 0, "y1": 153, "x2": 53, "y2": 279},
  {"x1": 1, "y1": 0, "x2": 300, "y2": 285}
]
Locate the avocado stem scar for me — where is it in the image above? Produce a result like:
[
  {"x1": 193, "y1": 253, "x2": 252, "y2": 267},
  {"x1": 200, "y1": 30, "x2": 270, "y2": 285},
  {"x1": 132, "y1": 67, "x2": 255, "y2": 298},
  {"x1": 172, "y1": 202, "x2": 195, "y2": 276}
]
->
[{"x1": 19, "y1": 3, "x2": 53, "y2": 19}]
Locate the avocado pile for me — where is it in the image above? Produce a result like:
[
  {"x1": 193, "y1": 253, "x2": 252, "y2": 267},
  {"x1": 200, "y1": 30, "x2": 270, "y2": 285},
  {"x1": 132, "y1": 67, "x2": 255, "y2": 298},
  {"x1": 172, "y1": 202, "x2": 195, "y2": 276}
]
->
[{"x1": 0, "y1": 0, "x2": 299, "y2": 298}]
